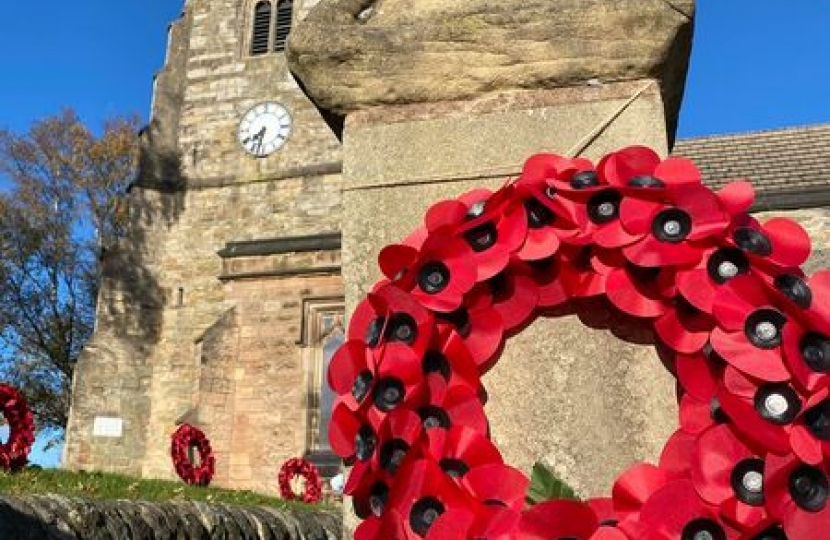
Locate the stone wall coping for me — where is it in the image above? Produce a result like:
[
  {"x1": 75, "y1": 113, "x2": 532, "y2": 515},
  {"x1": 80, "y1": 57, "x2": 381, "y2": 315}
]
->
[{"x1": 218, "y1": 232, "x2": 342, "y2": 259}]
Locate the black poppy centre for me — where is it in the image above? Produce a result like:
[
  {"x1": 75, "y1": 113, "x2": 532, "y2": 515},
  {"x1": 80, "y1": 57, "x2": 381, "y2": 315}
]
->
[
  {"x1": 730, "y1": 458, "x2": 765, "y2": 506},
  {"x1": 422, "y1": 351, "x2": 452, "y2": 380},
  {"x1": 587, "y1": 189, "x2": 621, "y2": 224},
  {"x1": 774, "y1": 274, "x2": 813, "y2": 309},
  {"x1": 652, "y1": 208, "x2": 692, "y2": 243},
  {"x1": 365, "y1": 313, "x2": 418, "y2": 347},
  {"x1": 570, "y1": 170, "x2": 599, "y2": 189},
  {"x1": 369, "y1": 481, "x2": 389, "y2": 516},
  {"x1": 754, "y1": 384, "x2": 801, "y2": 425},
  {"x1": 749, "y1": 525, "x2": 787, "y2": 540},
  {"x1": 524, "y1": 197, "x2": 555, "y2": 229},
  {"x1": 627, "y1": 174, "x2": 666, "y2": 188},
  {"x1": 409, "y1": 497, "x2": 445, "y2": 537},
  {"x1": 788, "y1": 464, "x2": 829, "y2": 512},
  {"x1": 373, "y1": 377, "x2": 405, "y2": 412},
  {"x1": 439, "y1": 457, "x2": 470, "y2": 478},
  {"x1": 355, "y1": 425, "x2": 377, "y2": 461},
  {"x1": 706, "y1": 248, "x2": 749, "y2": 284},
  {"x1": 805, "y1": 400, "x2": 830, "y2": 441},
  {"x1": 418, "y1": 406, "x2": 450, "y2": 429},
  {"x1": 801, "y1": 332, "x2": 830, "y2": 373},
  {"x1": 419, "y1": 262, "x2": 451, "y2": 294},
  {"x1": 380, "y1": 439, "x2": 409, "y2": 473},
  {"x1": 744, "y1": 309, "x2": 786, "y2": 349},
  {"x1": 681, "y1": 518, "x2": 726, "y2": 540},
  {"x1": 733, "y1": 227, "x2": 773, "y2": 257},
  {"x1": 709, "y1": 397, "x2": 730, "y2": 424},
  {"x1": 352, "y1": 370, "x2": 374, "y2": 403}
]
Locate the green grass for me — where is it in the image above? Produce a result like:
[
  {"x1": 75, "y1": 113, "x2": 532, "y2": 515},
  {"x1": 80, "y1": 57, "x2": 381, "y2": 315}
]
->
[{"x1": 0, "y1": 468, "x2": 330, "y2": 511}]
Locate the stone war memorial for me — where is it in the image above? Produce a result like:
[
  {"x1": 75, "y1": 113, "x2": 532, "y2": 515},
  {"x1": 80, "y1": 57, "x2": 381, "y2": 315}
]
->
[{"x1": 34, "y1": 0, "x2": 830, "y2": 538}]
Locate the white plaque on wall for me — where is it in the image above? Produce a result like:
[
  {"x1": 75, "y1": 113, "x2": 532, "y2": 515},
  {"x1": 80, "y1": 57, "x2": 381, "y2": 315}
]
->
[{"x1": 93, "y1": 416, "x2": 123, "y2": 438}]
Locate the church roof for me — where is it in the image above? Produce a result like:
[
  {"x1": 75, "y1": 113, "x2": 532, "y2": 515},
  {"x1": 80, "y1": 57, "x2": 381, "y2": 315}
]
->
[{"x1": 674, "y1": 122, "x2": 830, "y2": 211}]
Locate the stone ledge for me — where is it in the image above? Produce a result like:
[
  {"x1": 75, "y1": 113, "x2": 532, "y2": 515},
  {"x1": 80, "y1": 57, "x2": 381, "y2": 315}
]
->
[
  {"x1": 0, "y1": 495, "x2": 341, "y2": 540},
  {"x1": 218, "y1": 233, "x2": 342, "y2": 259}
]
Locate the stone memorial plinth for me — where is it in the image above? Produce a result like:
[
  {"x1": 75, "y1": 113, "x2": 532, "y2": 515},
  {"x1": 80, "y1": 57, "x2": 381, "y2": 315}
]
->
[{"x1": 288, "y1": 0, "x2": 695, "y2": 510}]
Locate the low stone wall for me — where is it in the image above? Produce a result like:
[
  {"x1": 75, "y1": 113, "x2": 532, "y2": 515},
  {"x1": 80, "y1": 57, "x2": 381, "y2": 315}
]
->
[{"x1": 0, "y1": 495, "x2": 341, "y2": 540}]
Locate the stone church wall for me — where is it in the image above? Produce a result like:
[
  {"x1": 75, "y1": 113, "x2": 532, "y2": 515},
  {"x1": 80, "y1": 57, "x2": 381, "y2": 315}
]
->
[{"x1": 64, "y1": 0, "x2": 345, "y2": 494}]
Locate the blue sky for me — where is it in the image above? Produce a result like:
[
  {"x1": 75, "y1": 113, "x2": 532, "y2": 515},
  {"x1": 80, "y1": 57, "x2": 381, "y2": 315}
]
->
[{"x1": 0, "y1": 2, "x2": 829, "y2": 467}]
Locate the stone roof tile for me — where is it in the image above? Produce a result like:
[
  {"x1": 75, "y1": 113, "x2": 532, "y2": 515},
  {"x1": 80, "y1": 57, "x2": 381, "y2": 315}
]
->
[{"x1": 673, "y1": 123, "x2": 830, "y2": 210}]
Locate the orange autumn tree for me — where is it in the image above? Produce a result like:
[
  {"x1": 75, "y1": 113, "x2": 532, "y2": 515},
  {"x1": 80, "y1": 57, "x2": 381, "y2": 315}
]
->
[{"x1": 0, "y1": 109, "x2": 139, "y2": 433}]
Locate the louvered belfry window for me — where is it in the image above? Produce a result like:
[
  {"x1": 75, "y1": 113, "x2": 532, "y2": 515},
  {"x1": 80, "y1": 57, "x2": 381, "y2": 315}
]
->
[
  {"x1": 250, "y1": 1, "x2": 272, "y2": 55},
  {"x1": 273, "y1": 0, "x2": 293, "y2": 52}
]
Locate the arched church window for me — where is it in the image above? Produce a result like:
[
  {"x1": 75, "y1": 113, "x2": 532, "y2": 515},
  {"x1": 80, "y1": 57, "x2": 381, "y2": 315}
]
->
[
  {"x1": 300, "y1": 298, "x2": 345, "y2": 478},
  {"x1": 316, "y1": 319, "x2": 344, "y2": 451},
  {"x1": 250, "y1": 1, "x2": 272, "y2": 56},
  {"x1": 273, "y1": 0, "x2": 293, "y2": 52}
]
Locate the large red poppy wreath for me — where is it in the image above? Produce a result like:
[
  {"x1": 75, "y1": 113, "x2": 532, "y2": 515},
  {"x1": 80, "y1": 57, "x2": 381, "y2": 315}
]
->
[{"x1": 328, "y1": 146, "x2": 830, "y2": 540}]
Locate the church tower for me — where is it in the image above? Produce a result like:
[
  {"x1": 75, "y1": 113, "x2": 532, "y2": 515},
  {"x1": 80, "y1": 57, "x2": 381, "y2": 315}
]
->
[{"x1": 64, "y1": 0, "x2": 345, "y2": 493}]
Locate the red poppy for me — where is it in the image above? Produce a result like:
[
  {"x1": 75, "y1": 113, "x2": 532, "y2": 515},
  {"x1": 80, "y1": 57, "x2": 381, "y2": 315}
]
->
[
  {"x1": 424, "y1": 426, "x2": 502, "y2": 479},
  {"x1": 380, "y1": 229, "x2": 478, "y2": 313},
  {"x1": 655, "y1": 297, "x2": 715, "y2": 354},
  {"x1": 349, "y1": 283, "x2": 434, "y2": 358},
  {"x1": 387, "y1": 458, "x2": 475, "y2": 539},
  {"x1": 521, "y1": 152, "x2": 594, "y2": 191},
  {"x1": 350, "y1": 467, "x2": 395, "y2": 519},
  {"x1": 422, "y1": 185, "x2": 527, "y2": 282},
  {"x1": 788, "y1": 388, "x2": 830, "y2": 466},
  {"x1": 354, "y1": 509, "x2": 409, "y2": 540},
  {"x1": 736, "y1": 521, "x2": 789, "y2": 540},
  {"x1": 425, "y1": 505, "x2": 520, "y2": 540},
  {"x1": 726, "y1": 215, "x2": 812, "y2": 270},
  {"x1": 526, "y1": 256, "x2": 571, "y2": 308},
  {"x1": 716, "y1": 180, "x2": 756, "y2": 218},
  {"x1": 710, "y1": 276, "x2": 790, "y2": 382},
  {"x1": 675, "y1": 350, "x2": 724, "y2": 402},
  {"x1": 764, "y1": 452, "x2": 830, "y2": 538},
  {"x1": 636, "y1": 479, "x2": 739, "y2": 540},
  {"x1": 328, "y1": 339, "x2": 424, "y2": 422},
  {"x1": 435, "y1": 301, "x2": 504, "y2": 373},
  {"x1": 558, "y1": 245, "x2": 609, "y2": 299},
  {"x1": 601, "y1": 146, "x2": 704, "y2": 191},
  {"x1": 659, "y1": 429, "x2": 696, "y2": 480},
  {"x1": 780, "y1": 286, "x2": 830, "y2": 393},
  {"x1": 374, "y1": 408, "x2": 425, "y2": 475},
  {"x1": 518, "y1": 499, "x2": 598, "y2": 540},
  {"x1": 472, "y1": 263, "x2": 539, "y2": 334},
  {"x1": 512, "y1": 181, "x2": 581, "y2": 261},
  {"x1": 461, "y1": 463, "x2": 529, "y2": 512},
  {"x1": 612, "y1": 462, "x2": 670, "y2": 523},
  {"x1": 329, "y1": 398, "x2": 376, "y2": 462},
  {"x1": 617, "y1": 185, "x2": 726, "y2": 268},
  {"x1": 717, "y1": 367, "x2": 805, "y2": 456},
  {"x1": 419, "y1": 374, "x2": 489, "y2": 437},
  {"x1": 423, "y1": 328, "x2": 483, "y2": 395},
  {"x1": 605, "y1": 263, "x2": 675, "y2": 318},
  {"x1": 676, "y1": 247, "x2": 753, "y2": 315},
  {"x1": 680, "y1": 393, "x2": 723, "y2": 436},
  {"x1": 529, "y1": 155, "x2": 638, "y2": 252},
  {"x1": 690, "y1": 424, "x2": 768, "y2": 531}
]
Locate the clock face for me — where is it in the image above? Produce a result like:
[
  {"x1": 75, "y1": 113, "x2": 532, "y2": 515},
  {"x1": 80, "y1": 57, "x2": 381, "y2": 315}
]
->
[{"x1": 237, "y1": 101, "x2": 292, "y2": 157}]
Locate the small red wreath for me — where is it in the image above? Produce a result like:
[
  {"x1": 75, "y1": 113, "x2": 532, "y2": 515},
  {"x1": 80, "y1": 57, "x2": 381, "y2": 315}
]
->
[
  {"x1": 278, "y1": 457, "x2": 323, "y2": 503},
  {"x1": 170, "y1": 423, "x2": 215, "y2": 486},
  {"x1": 0, "y1": 383, "x2": 34, "y2": 472}
]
